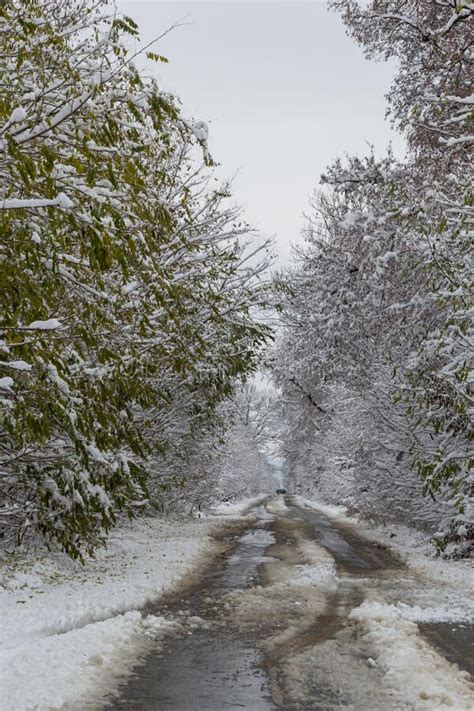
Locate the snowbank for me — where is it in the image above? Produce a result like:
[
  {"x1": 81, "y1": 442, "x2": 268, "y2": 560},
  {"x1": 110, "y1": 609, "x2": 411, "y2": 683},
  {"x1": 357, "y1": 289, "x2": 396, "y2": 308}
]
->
[
  {"x1": 350, "y1": 602, "x2": 474, "y2": 710},
  {"x1": 3, "y1": 612, "x2": 175, "y2": 711},
  {"x1": 0, "y1": 514, "x2": 229, "y2": 710}
]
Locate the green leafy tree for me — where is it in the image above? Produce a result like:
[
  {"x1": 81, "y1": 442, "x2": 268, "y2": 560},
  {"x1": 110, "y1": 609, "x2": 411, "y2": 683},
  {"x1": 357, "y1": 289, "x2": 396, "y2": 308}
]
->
[{"x1": 0, "y1": 0, "x2": 271, "y2": 558}]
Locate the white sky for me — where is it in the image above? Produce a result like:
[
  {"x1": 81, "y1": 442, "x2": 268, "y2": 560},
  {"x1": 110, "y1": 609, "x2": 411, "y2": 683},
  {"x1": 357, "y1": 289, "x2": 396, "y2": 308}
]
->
[{"x1": 119, "y1": 1, "x2": 405, "y2": 264}]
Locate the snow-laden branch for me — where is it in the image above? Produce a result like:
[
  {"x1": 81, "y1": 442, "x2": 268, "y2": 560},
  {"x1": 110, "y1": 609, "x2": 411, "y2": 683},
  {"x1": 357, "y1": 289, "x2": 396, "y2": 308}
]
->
[{"x1": 1, "y1": 194, "x2": 74, "y2": 210}]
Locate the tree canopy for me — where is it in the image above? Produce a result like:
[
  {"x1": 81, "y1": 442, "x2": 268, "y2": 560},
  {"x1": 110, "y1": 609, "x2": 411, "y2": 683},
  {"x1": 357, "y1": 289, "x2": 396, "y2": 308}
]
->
[
  {"x1": 0, "y1": 0, "x2": 272, "y2": 558},
  {"x1": 274, "y1": 0, "x2": 472, "y2": 556}
]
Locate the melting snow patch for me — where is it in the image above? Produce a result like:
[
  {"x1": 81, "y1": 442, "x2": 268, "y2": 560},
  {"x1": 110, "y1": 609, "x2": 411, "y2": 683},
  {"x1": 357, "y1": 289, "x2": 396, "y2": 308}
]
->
[
  {"x1": 292, "y1": 495, "x2": 357, "y2": 523},
  {"x1": 210, "y1": 495, "x2": 267, "y2": 517},
  {"x1": 295, "y1": 539, "x2": 338, "y2": 590},
  {"x1": 266, "y1": 497, "x2": 289, "y2": 515},
  {"x1": 352, "y1": 599, "x2": 474, "y2": 625},
  {"x1": 350, "y1": 601, "x2": 474, "y2": 710}
]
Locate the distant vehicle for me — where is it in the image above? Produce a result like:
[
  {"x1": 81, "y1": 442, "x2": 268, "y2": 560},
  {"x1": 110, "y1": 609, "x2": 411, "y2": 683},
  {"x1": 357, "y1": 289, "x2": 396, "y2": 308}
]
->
[{"x1": 276, "y1": 488, "x2": 287, "y2": 495}]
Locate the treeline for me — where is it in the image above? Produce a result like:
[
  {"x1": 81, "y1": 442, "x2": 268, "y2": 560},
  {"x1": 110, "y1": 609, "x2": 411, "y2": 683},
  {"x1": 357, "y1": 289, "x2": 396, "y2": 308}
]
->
[
  {"x1": 0, "y1": 0, "x2": 271, "y2": 558},
  {"x1": 274, "y1": 0, "x2": 472, "y2": 556}
]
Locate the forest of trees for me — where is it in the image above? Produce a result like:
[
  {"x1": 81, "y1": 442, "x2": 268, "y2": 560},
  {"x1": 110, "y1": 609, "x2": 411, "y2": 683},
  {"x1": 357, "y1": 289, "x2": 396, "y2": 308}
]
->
[
  {"x1": 0, "y1": 0, "x2": 471, "y2": 561},
  {"x1": 273, "y1": 0, "x2": 472, "y2": 557}
]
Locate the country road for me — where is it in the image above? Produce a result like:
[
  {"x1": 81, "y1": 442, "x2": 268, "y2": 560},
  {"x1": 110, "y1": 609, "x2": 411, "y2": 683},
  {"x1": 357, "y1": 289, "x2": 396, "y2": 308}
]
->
[
  {"x1": 110, "y1": 497, "x2": 474, "y2": 710},
  {"x1": 4, "y1": 2, "x2": 472, "y2": 709}
]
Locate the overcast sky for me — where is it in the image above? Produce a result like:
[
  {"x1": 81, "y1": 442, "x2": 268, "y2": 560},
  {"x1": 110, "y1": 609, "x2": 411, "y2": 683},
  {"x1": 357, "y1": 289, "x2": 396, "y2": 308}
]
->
[{"x1": 119, "y1": 1, "x2": 404, "y2": 264}]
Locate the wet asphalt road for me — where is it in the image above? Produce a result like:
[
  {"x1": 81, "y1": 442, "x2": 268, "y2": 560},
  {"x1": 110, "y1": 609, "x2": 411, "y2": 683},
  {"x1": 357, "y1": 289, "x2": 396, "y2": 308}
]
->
[
  {"x1": 113, "y1": 511, "x2": 276, "y2": 710},
  {"x1": 109, "y1": 497, "x2": 473, "y2": 710}
]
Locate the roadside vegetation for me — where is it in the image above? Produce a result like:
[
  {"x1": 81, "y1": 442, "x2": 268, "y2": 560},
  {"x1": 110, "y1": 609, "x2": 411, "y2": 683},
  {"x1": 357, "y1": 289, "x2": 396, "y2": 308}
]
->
[
  {"x1": 0, "y1": 0, "x2": 272, "y2": 558},
  {"x1": 1, "y1": 0, "x2": 471, "y2": 562},
  {"x1": 273, "y1": 0, "x2": 472, "y2": 557}
]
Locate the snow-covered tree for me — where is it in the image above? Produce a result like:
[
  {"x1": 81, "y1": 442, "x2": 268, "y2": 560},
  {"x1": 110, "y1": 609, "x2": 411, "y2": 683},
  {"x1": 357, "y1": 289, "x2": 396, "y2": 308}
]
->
[
  {"x1": 332, "y1": 0, "x2": 472, "y2": 553},
  {"x1": 274, "y1": 0, "x2": 472, "y2": 555},
  {"x1": 0, "y1": 0, "x2": 272, "y2": 557},
  {"x1": 208, "y1": 383, "x2": 280, "y2": 505}
]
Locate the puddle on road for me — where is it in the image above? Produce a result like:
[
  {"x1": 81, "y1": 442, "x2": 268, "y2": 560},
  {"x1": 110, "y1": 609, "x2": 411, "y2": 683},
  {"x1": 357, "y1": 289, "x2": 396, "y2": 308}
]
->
[{"x1": 111, "y1": 510, "x2": 277, "y2": 710}]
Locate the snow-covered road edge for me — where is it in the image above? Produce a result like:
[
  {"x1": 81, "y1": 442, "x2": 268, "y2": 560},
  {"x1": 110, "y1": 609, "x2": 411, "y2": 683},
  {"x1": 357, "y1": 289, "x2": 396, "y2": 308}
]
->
[
  {"x1": 292, "y1": 495, "x2": 474, "y2": 595},
  {"x1": 0, "y1": 511, "x2": 248, "y2": 711},
  {"x1": 292, "y1": 496, "x2": 474, "y2": 709},
  {"x1": 350, "y1": 604, "x2": 474, "y2": 710},
  {"x1": 208, "y1": 493, "x2": 268, "y2": 517}
]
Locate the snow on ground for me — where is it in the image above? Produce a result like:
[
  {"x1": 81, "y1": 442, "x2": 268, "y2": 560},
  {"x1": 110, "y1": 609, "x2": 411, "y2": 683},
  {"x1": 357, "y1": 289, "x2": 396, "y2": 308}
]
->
[
  {"x1": 265, "y1": 495, "x2": 289, "y2": 515},
  {"x1": 293, "y1": 495, "x2": 474, "y2": 708},
  {"x1": 210, "y1": 494, "x2": 268, "y2": 516},
  {"x1": 350, "y1": 604, "x2": 474, "y2": 710},
  {"x1": 293, "y1": 495, "x2": 474, "y2": 596},
  {"x1": 292, "y1": 495, "x2": 358, "y2": 524},
  {"x1": 0, "y1": 511, "x2": 248, "y2": 711}
]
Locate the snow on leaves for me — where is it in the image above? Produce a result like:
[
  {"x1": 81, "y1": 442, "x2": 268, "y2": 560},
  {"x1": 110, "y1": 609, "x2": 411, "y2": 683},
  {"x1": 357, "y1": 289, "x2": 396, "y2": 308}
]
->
[
  {"x1": 276, "y1": 0, "x2": 472, "y2": 556},
  {"x1": 0, "y1": 0, "x2": 272, "y2": 558}
]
